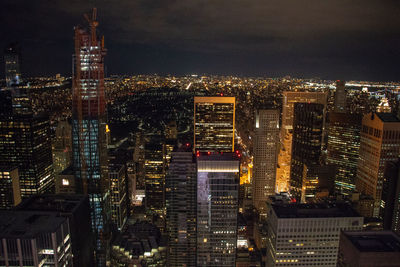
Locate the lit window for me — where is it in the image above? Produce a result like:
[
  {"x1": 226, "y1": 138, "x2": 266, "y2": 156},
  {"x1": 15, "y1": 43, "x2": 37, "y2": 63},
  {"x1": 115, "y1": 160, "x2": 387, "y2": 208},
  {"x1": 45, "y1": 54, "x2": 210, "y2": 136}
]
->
[{"x1": 62, "y1": 179, "x2": 69, "y2": 186}]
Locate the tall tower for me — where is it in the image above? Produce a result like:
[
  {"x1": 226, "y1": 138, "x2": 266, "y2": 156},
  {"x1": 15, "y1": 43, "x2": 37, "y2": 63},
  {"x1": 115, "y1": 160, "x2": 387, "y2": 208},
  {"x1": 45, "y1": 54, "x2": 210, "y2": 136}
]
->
[
  {"x1": 289, "y1": 103, "x2": 324, "y2": 200},
  {"x1": 4, "y1": 43, "x2": 22, "y2": 87},
  {"x1": 356, "y1": 112, "x2": 400, "y2": 217},
  {"x1": 327, "y1": 112, "x2": 362, "y2": 195},
  {"x1": 194, "y1": 96, "x2": 235, "y2": 152},
  {"x1": 197, "y1": 152, "x2": 240, "y2": 266},
  {"x1": 72, "y1": 8, "x2": 109, "y2": 265},
  {"x1": 334, "y1": 80, "x2": 346, "y2": 113},
  {"x1": 166, "y1": 150, "x2": 197, "y2": 267},
  {"x1": 252, "y1": 109, "x2": 279, "y2": 212}
]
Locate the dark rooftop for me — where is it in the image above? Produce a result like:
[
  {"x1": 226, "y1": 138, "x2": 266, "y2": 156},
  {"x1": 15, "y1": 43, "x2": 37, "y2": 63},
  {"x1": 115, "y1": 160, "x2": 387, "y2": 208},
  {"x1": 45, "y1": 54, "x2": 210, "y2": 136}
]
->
[
  {"x1": 17, "y1": 194, "x2": 88, "y2": 214},
  {"x1": 343, "y1": 231, "x2": 400, "y2": 252},
  {"x1": 272, "y1": 203, "x2": 361, "y2": 218},
  {"x1": 376, "y1": 113, "x2": 400, "y2": 123}
]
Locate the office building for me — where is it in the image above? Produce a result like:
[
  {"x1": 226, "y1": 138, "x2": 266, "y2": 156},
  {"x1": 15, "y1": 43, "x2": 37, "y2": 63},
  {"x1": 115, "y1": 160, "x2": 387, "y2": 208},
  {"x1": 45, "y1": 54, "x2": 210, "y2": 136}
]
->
[
  {"x1": 0, "y1": 167, "x2": 21, "y2": 209},
  {"x1": 382, "y1": 159, "x2": 400, "y2": 235},
  {"x1": 0, "y1": 210, "x2": 73, "y2": 266},
  {"x1": 327, "y1": 112, "x2": 362, "y2": 195},
  {"x1": 356, "y1": 113, "x2": 400, "y2": 217},
  {"x1": 0, "y1": 115, "x2": 54, "y2": 198},
  {"x1": 197, "y1": 152, "x2": 240, "y2": 266},
  {"x1": 165, "y1": 150, "x2": 197, "y2": 267},
  {"x1": 109, "y1": 164, "x2": 128, "y2": 231},
  {"x1": 55, "y1": 166, "x2": 76, "y2": 194},
  {"x1": 266, "y1": 203, "x2": 363, "y2": 267},
  {"x1": 16, "y1": 194, "x2": 94, "y2": 267},
  {"x1": 194, "y1": 96, "x2": 235, "y2": 152},
  {"x1": 338, "y1": 230, "x2": 400, "y2": 267},
  {"x1": 252, "y1": 109, "x2": 279, "y2": 212},
  {"x1": 71, "y1": 9, "x2": 109, "y2": 264},
  {"x1": 289, "y1": 103, "x2": 324, "y2": 200},
  {"x1": 334, "y1": 80, "x2": 347, "y2": 113},
  {"x1": 4, "y1": 43, "x2": 22, "y2": 87}
]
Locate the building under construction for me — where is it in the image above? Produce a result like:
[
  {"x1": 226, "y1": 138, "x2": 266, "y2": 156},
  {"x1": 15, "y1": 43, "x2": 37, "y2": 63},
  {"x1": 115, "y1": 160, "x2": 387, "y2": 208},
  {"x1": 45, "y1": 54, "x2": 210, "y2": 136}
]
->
[{"x1": 72, "y1": 8, "x2": 109, "y2": 266}]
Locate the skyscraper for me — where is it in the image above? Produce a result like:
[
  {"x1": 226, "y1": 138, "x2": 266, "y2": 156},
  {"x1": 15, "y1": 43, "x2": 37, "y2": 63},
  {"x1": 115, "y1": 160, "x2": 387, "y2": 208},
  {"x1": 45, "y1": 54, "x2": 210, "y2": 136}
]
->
[
  {"x1": 290, "y1": 103, "x2": 324, "y2": 200},
  {"x1": 52, "y1": 120, "x2": 72, "y2": 174},
  {"x1": 194, "y1": 96, "x2": 235, "y2": 152},
  {"x1": 334, "y1": 80, "x2": 346, "y2": 113},
  {"x1": 197, "y1": 152, "x2": 240, "y2": 266},
  {"x1": 252, "y1": 109, "x2": 279, "y2": 212},
  {"x1": 382, "y1": 159, "x2": 400, "y2": 235},
  {"x1": 0, "y1": 167, "x2": 21, "y2": 209},
  {"x1": 4, "y1": 43, "x2": 22, "y2": 87},
  {"x1": 327, "y1": 112, "x2": 362, "y2": 195},
  {"x1": 166, "y1": 150, "x2": 197, "y2": 267},
  {"x1": 109, "y1": 164, "x2": 128, "y2": 231},
  {"x1": 356, "y1": 112, "x2": 400, "y2": 217},
  {"x1": 0, "y1": 115, "x2": 54, "y2": 198},
  {"x1": 71, "y1": 8, "x2": 109, "y2": 265}
]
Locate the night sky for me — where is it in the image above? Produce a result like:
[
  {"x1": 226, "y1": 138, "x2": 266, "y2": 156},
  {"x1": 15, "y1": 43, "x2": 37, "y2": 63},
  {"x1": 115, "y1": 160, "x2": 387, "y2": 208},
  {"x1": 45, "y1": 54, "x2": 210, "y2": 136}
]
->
[{"x1": 1, "y1": 0, "x2": 400, "y2": 81}]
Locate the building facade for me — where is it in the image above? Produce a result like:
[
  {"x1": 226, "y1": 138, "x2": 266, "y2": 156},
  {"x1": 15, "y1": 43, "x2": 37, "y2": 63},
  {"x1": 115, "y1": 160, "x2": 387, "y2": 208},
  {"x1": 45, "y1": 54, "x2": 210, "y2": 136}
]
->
[
  {"x1": 355, "y1": 113, "x2": 400, "y2": 217},
  {"x1": 109, "y1": 164, "x2": 128, "y2": 231},
  {"x1": 252, "y1": 109, "x2": 279, "y2": 212},
  {"x1": 0, "y1": 167, "x2": 21, "y2": 209},
  {"x1": 197, "y1": 152, "x2": 240, "y2": 266},
  {"x1": 4, "y1": 43, "x2": 22, "y2": 88},
  {"x1": 194, "y1": 96, "x2": 235, "y2": 152},
  {"x1": 266, "y1": 203, "x2": 363, "y2": 267},
  {"x1": 334, "y1": 80, "x2": 347, "y2": 113},
  {"x1": 327, "y1": 112, "x2": 362, "y2": 195}
]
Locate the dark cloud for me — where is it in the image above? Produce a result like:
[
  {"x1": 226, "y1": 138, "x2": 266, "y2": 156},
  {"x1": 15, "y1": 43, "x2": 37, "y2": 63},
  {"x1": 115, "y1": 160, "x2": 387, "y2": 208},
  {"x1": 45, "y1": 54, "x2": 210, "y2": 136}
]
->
[{"x1": 1, "y1": 0, "x2": 400, "y2": 80}]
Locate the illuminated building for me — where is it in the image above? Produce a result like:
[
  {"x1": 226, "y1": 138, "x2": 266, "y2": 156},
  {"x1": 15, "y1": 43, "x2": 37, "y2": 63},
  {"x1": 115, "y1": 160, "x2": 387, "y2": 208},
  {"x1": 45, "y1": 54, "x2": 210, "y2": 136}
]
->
[
  {"x1": 252, "y1": 109, "x2": 279, "y2": 212},
  {"x1": 52, "y1": 120, "x2": 72, "y2": 174},
  {"x1": 289, "y1": 103, "x2": 324, "y2": 200},
  {"x1": 197, "y1": 152, "x2": 240, "y2": 266},
  {"x1": 0, "y1": 167, "x2": 21, "y2": 209},
  {"x1": 338, "y1": 230, "x2": 400, "y2": 267},
  {"x1": 144, "y1": 141, "x2": 165, "y2": 216},
  {"x1": 4, "y1": 43, "x2": 22, "y2": 87},
  {"x1": 327, "y1": 112, "x2": 362, "y2": 195},
  {"x1": 55, "y1": 166, "x2": 76, "y2": 194},
  {"x1": 71, "y1": 9, "x2": 109, "y2": 265},
  {"x1": 266, "y1": 203, "x2": 363, "y2": 267},
  {"x1": 0, "y1": 115, "x2": 54, "y2": 198},
  {"x1": 279, "y1": 92, "x2": 327, "y2": 191},
  {"x1": 16, "y1": 194, "x2": 94, "y2": 267},
  {"x1": 382, "y1": 159, "x2": 400, "y2": 235},
  {"x1": 109, "y1": 164, "x2": 128, "y2": 231},
  {"x1": 334, "y1": 80, "x2": 347, "y2": 113},
  {"x1": 194, "y1": 96, "x2": 235, "y2": 152},
  {"x1": 355, "y1": 113, "x2": 400, "y2": 217},
  {"x1": 165, "y1": 150, "x2": 196, "y2": 267},
  {"x1": 0, "y1": 210, "x2": 73, "y2": 267}
]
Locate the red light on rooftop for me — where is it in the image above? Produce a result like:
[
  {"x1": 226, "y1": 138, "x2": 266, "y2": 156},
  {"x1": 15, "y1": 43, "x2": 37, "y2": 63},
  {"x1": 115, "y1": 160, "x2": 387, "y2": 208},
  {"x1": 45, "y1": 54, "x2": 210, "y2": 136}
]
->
[
  {"x1": 207, "y1": 151, "x2": 211, "y2": 155},
  {"x1": 186, "y1": 143, "x2": 190, "y2": 147},
  {"x1": 220, "y1": 93, "x2": 224, "y2": 96}
]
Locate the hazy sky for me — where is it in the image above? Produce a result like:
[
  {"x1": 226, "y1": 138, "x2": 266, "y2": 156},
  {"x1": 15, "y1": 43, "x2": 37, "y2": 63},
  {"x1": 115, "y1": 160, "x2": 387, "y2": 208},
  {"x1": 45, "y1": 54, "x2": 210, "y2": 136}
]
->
[{"x1": 1, "y1": 0, "x2": 400, "y2": 81}]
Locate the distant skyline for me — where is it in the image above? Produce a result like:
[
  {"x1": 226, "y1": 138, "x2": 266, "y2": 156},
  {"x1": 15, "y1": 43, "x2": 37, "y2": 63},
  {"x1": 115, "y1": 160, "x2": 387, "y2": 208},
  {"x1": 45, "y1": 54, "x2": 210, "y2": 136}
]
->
[{"x1": 1, "y1": 0, "x2": 400, "y2": 81}]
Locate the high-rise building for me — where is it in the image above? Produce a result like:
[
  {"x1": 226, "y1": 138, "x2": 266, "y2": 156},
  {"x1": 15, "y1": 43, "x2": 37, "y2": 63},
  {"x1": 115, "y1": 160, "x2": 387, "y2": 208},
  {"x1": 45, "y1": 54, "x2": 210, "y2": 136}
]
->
[
  {"x1": 382, "y1": 159, "x2": 400, "y2": 235},
  {"x1": 165, "y1": 150, "x2": 197, "y2": 267},
  {"x1": 109, "y1": 164, "x2": 128, "y2": 231},
  {"x1": 338, "y1": 230, "x2": 400, "y2": 267},
  {"x1": 289, "y1": 103, "x2": 324, "y2": 200},
  {"x1": 334, "y1": 80, "x2": 346, "y2": 113},
  {"x1": 71, "y1": 8, "x2": 109, "y2": 265},
  {"x1": 16, "y1": 194, "x2": 94, "y2": 267},
  {"x1": 266, "y1": 203, "x2": 363, "y2": 267},
  {"x1": 278, "y1": 92, "x2": 327, "y2": 191},
  {"x1": 327, "y1": 112, "x2": 362, "y2": 195},
  {"x1": 252, "y1": 109, "x2": 279, "y2": 212},
  {"x1": 197, "y1": 152, "x2": 240, "y2": 266},
  {"x1": 194, "y1": 96, "x2": 235, "y2": 152},
  {"x1": 0, "y1": 167, "x2": 21, "y2": 209},
  {"x1": 4, "y1": 43, "x2": 22, "y2": 87},
  {"x1": 0, "y1": 115, "x2": 54, "y2": 198},
  {"x1": 356, "y1": 113, "x2": 400, "y2": 217},
  {"x1": 0, "y1": 210, "x2": 73, "y2": 266}
]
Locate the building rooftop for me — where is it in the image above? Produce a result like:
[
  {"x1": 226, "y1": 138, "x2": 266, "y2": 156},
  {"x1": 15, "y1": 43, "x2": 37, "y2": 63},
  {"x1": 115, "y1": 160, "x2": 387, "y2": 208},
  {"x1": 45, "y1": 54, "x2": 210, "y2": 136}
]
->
[
  {"x1": 17, "y1": 194, "x2": 88, "y2": 214},
  {"x1": 343, "y1": 231, "x2": 400, "y2": 252},
  {"x1": 272, "y1": 203, "x2": 361, "y2": 219},
  {"x1": 376, "y1": 113, "x2": 400, "y2": 123},
  {"x1": 197, "y1": 151, "x2": 240, "y2": 161},
  {"x1": 0, "y1": 211, "x2": 66, "y2": 238}
]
